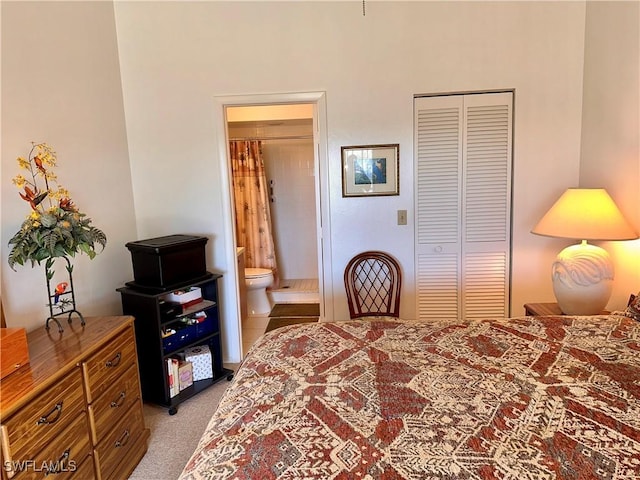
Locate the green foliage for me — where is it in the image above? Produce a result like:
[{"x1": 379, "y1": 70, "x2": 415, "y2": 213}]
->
[
  {"x1": 8, "y1": 207, "x2": 107, "y2": 270},
  {"x1": 8, "y1": 142, "x2": 107, "y2": 270}
]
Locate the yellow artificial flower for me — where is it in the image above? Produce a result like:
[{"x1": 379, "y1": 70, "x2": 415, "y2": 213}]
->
[
  {"x1": 17, "y1": 156, "x2": 30, "y2": 169},
  {"x1": 56, "y1": 187, "x2": 69, "y2": 198},
  {"x1": 36, "y1": 144, "x2": 56, "y2": 167},
  {"x1": 12, "y1": 175, "x2": 26, "y2": 188},
  {"x1": 8, "y1": 142, "x2": 107, "y2": 271}
]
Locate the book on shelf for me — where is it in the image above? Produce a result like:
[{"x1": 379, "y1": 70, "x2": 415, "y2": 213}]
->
[
  {"x1": 178, "y1": 360, "x2": 193, "y2": 391},
  {"x1": 167, "y1": 357, "x2": 180, "y2": 397},
  {"x1": 166, "y1": 358, "x2": 174, "y2": 397}
]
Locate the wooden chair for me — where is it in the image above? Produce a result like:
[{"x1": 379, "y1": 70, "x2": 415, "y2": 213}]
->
[{"x1": 344, "y1": 251, "x2": 402, "y2": 319}]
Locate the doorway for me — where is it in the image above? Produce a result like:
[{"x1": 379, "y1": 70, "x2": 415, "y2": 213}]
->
[
  {"x1": 214, "y1": 92, "x2": 331, "y2": 359},
  {"x1": 227, "y1": 106, "x2": 316, "y2": 351}
]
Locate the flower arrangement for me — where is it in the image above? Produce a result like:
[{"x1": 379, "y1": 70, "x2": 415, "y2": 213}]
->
[{"x1": 8, "y1": 142, "x2": 107, "y2": 270}]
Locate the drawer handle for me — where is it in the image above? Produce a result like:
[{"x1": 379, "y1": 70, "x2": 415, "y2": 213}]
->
[
  {"x1": 44, "y1": 448, "x2": 70, "y2": 476},
  {"x1": 115, "y1": 429, "x2": 130, "y2": 448},
  {"x1": 110, "y1": 391, "x2": 126, "y2": 408},
  {"x1": 105, "y1": 352, "x2": 122, "y2": 367},
  {"x1": 36, "y1": 401, "x2": 63, "y2": 426}
]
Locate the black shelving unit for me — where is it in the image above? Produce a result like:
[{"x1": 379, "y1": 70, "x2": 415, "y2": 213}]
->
[{"x1": 118, "y1": 273, "x2": 233, "y2": 415}]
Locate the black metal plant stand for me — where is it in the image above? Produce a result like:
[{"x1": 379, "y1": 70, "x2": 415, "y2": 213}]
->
[{"x1": 45, "y1": 256, "x2": 85, "y2": 332}]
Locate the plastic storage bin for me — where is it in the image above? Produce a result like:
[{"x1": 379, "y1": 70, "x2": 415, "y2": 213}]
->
[
  {"x1": 126, "y1": 235, "x2": 207, "y2": 288},
  {"x1": 162, "y1": 314, "x2": 214, "y2": 353}
]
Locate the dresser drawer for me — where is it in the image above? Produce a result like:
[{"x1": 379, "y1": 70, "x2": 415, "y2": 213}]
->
[
  {"x1": 104, "y1": 428, "x2": 148, "y2": 480},
  {"x1": 88, "y1": 364, "x2": 141, "y2": 445},
  {"x1": 8, "y1": 413, "x2": 91, "y2": 480},
  {"x1": 94, "y1": 400, "x2": 145, "y2": 480},
  {"x1": 0, "y1": 317, "x2": 147, "y2": 480},
  {"x1": 68, "y1": 457, "x2": 96, "y2": 480},
  {"x1": 1, "y1": 368, "x2": 85, "y2": 463},
  {"x1": 82, "y1": 326, "x2": 136, "y2": 403}
]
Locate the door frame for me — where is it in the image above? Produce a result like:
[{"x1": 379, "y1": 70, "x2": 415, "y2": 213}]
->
[{"x1": 213, "y1": 91, "x2": 332, "y2": 358}]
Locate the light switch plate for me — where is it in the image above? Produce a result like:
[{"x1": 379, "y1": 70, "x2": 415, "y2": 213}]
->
[{"x1": 397, "y1": 210, "x2": 407, "y2": 225}]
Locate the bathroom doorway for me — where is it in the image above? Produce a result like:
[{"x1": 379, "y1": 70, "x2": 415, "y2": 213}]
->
[
  {"x1": 215, "y1": 92, "x2": 331, "y2": 357},
  {"x1": 227, "y1": 104, "x2": 319, "y2": 350}
]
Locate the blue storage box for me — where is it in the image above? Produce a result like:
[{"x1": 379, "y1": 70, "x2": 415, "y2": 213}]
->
[
  {"x1": 196, "y1": 316, "x2": 214, "y2": 337},
  {"x1": 162, "y1": 323, "x2": 196, "y2": 352}
]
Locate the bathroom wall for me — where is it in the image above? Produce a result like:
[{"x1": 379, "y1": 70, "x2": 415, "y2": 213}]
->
[{"x1": 227, "y1": 120, "x2": 317, "y2": 281}]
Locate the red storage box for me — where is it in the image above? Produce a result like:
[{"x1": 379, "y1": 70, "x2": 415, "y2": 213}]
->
[{"x1": 163, "y1": 287, "x2": 202, "y2": 305}]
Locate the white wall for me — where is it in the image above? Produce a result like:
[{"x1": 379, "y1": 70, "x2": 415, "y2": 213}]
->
[
  {"x1": 1, "y1": 2, "x2": 137, "y2": 331},
  {"x1": 263, "y1": 138, "x2": 317, "y2": 280},
  {"x1": 4, "y1": 1, "x2": 636, "y2": 364},
  {"x1": 113, "y1": 1, "x2": 587, "y2": 359},
  {"x1": 580, "y1": 1, "x2": 640, "y2": 308},
  {"x1": 263, "y1": 135, "x2": 317, "y2": 281}
]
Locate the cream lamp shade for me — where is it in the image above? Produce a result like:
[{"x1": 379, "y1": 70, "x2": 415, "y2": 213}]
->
[{"x1": 532, "y1": 188, "x2": 638, "y2": 315}]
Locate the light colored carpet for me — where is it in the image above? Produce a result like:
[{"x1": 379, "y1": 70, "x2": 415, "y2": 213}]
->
[{"x1": 129, "y1": 365, "x2": 238, "y2": 480}]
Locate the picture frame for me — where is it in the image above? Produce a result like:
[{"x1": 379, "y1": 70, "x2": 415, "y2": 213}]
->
[{"x1": 341, "y1": 144, "x2": 399, "y2": 197}]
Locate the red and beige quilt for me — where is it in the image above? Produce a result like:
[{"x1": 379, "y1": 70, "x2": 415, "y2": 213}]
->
[{"x1": 179, "y1": 315, "x2": 640, "y2": 479}]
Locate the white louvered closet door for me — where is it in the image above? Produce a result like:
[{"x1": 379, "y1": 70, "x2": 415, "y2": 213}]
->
[{"x1": 414, "y1": 92, "x2": 513, "y2": 321}]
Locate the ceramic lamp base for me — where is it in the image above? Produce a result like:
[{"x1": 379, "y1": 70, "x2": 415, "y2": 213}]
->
[{"x1": 551, "y1": 241, "x2": 613, "y2": 315}]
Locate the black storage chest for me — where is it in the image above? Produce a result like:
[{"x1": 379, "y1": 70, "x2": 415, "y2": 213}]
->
[{"x1": 125, "y1": 234, "x2": 208, "y2": 289}]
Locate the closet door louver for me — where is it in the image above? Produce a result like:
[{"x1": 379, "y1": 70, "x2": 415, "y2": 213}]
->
[
  {"x1": 414, "y1": 92, "x2": 512, "y2": 321},
  {"x1": 415, "y1": 96, "x2": 463, "y2": 320}
]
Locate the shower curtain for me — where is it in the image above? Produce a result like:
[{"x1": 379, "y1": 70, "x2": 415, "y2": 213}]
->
[{"x1": 229, "y1": 140, "x2": 279, "y2": 286}]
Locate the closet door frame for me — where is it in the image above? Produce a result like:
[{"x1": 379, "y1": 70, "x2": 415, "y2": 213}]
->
[{"x1": 414, "y1": 91, "x2": 514, "y2": 321}]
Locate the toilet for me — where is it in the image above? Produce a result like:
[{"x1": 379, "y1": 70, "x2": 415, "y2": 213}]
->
[{"x1": 244, "y1": 268, "x2": 274, "y2": 315}]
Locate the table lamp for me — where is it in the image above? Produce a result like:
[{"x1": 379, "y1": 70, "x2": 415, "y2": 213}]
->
[{"x1": 532, "y1": 188, "x2": 638, "y2": 315}]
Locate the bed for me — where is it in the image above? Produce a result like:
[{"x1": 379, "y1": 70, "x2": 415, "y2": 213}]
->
[{"x1": 179, "y1": 315, "x2": 640, "y2": 479}]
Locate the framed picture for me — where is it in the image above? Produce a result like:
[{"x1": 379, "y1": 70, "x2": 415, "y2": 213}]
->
[{"x1": 341, "y1": 144, "x2": 399, "y2": 197}]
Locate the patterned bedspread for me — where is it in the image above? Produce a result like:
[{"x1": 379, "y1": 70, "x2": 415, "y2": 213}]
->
[{"x1": 179, "y1": 315, "x2": 640, "y2": 479}]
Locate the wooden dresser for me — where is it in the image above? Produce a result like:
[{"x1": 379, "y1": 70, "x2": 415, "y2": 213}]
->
[{"x1": 0, "y1": 316, "x2": 149, "y2": 479}]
